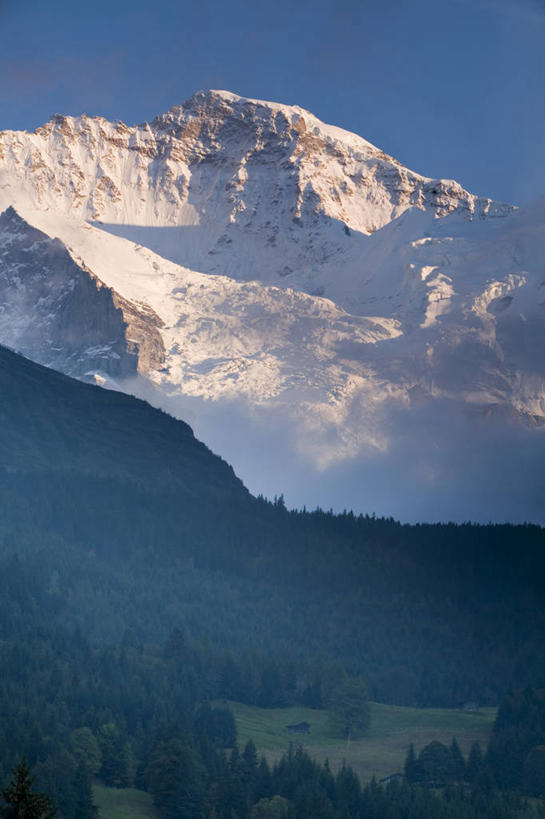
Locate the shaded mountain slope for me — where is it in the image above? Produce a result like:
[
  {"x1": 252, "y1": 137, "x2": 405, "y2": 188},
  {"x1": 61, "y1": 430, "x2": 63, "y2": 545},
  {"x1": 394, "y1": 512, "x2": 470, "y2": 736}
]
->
[{"x1": 0, "y1": 343, "x2": 245, "y2": 500}]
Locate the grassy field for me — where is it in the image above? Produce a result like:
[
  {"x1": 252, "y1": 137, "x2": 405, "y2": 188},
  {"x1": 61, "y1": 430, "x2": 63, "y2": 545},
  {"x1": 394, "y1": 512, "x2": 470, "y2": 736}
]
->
[
  {"x1": 91, "y1": 701, "x2": 496, "y2": 811},
  {"x1": 226, "y1": 700, "x2": 497, "y2": 784},
  {"x1": 93, "y1": 783, "x2": 158, "y2": 819}
]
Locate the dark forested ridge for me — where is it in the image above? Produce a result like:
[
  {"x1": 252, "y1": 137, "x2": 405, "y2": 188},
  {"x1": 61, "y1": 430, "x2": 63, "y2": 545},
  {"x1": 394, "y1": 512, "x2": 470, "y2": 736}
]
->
[
  {"x1": 0, "y1": 344, "x2": 246, "y2": 500},
  {"x1": 0, "y1": 345, "x2": 544, "y2": 817}
]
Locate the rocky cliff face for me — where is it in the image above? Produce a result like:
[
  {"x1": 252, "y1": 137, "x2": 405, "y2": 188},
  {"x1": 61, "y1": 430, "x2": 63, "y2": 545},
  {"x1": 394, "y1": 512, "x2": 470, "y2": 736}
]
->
[{"x1": 0, "y1": 207, "x2": 164, "y2": 379}]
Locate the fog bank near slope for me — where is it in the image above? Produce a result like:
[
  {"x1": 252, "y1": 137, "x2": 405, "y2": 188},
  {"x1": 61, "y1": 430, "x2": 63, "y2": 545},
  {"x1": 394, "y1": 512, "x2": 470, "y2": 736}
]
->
[{"x1": 123, "y1": 376, "x2": 545, "y2": 524}]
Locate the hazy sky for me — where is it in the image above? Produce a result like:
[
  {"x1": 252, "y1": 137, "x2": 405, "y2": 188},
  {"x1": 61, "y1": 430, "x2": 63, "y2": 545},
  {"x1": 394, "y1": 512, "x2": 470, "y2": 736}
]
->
[{"x1": 1, "y1": 0, "x2": 544, "y2": 205}]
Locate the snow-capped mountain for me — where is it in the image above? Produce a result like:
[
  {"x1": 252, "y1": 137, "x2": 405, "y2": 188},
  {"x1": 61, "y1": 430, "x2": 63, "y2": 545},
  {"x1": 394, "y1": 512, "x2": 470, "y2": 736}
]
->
[
  {"x1": 0, "y1": 89, "x2": 512, "y2": 308},
  {"x1": 1, "y1": 90, "x2": 544, "y2": 520}
]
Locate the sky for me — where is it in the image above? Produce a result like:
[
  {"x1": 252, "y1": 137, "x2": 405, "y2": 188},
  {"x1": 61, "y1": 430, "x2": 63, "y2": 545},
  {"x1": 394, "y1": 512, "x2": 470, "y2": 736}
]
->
[{"x1": 1, "y1": 0, "x2": 544, "y2": 206}]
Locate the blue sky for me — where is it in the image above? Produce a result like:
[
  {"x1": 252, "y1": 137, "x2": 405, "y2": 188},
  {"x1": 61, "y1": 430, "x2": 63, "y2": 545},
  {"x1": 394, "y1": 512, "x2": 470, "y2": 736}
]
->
[{"x1": 1, "y1": 0, "x2": 544, "y2": 205}]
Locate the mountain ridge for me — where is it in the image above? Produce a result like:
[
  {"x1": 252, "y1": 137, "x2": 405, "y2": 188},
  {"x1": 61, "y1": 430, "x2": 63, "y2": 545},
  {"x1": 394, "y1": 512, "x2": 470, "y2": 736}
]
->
[{"x1": 0, "y1": 90, "x2": 544, "y2": 519}]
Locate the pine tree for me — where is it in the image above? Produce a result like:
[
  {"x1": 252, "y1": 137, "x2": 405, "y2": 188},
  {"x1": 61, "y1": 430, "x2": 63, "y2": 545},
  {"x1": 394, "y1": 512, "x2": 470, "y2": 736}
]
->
[
  {"x1": 242, "y1": 741, "x2": 258, "y2": 773},
  {"x1": 1, "y1": 758, "x2": 56, "y2": 818},
  {"x1": 255, "y1": 757, "x2": 272, "y2": 802},
  {"x1": 70, "y1": 728, "x2": 102, "y2": 775},
  {"x1": 73, "y1": 762, "x2": 95, "y2": 819},
  {"x1": 146, "y1": 739, "x2": 206, "y2": 819},
  {"x1": 336, "y1": 763, "x2": 361, "y2": 816},
  {"x1": 97, "y1": 723, "x2": 131, "y2": 787},
  {"x1": 301, "y1": 675, "x2": 323, "y2": 709},
  {"x1": 404, "y1": 743, "x2": 420, "y2": 784},
  {"x1": 524, "y1": 744, "x2": 545, "y2": 796},
  {"x1": 418, "y1": 741, "x2": 455, "y2": 786},
  {"x1": 450, "y1": 737, "x2": 465, "y2": 782},
  {"x1": 329, "y1": 677, "x2": 370, "y2": 742},
  {"x1": 242, "y1": 740, "x2": 259, "y2": 793},
  {"x1": 466, "y1": 741, "x2": 484, "y2": 784},
  {"x1": 250, "y1": 796, "x2": 291, "y2": 819}
]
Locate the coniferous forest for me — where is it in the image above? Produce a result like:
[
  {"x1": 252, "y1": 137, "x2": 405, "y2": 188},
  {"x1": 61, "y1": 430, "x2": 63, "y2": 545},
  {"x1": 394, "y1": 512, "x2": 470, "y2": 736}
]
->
[{"x1": 1, "y1": 347, "x2": 545, "y2": 818}]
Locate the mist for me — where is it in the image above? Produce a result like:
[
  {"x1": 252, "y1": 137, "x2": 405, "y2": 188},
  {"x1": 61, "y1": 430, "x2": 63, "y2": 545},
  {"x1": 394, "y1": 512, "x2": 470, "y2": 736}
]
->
[{"x1": 121, "y1": 376, "x2": 545, "y2": 524}]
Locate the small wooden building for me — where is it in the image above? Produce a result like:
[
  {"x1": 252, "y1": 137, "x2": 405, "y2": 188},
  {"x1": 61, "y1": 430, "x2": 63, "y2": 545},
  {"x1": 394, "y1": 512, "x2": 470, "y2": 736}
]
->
[
  {"x1": 285, "y1": 721, "x2": 310, "y2": 734},
  {"x1": 379, "y1": 773, "x2": 404, "y2": 785}
]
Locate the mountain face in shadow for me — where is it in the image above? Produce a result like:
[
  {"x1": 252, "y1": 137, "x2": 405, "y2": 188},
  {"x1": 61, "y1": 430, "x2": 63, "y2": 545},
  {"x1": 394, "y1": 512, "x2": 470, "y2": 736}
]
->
[{"x1": 0, "y1": 343, "x2": 246, "y2": 502}]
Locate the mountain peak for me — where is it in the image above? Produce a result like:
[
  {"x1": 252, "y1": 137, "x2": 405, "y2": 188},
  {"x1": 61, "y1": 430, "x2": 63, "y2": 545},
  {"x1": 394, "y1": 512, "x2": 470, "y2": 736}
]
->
[
  {"x1": 0, "y1": 89, "x2": 513, "y2": 238},
  {"x1": 169, "y1": 87, "x2": 311, "y2": 115},
  {"x1": 0, "y1": 91, "x2": 515, "y2": 312},
  {"x1": 155, "y1": 88, "x2": 381, "y2": 156}
]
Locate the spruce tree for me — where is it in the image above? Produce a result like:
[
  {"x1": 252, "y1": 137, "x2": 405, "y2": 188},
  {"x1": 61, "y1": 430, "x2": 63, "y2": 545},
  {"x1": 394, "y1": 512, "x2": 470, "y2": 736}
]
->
[
  {"x1": 404, "y1": 743, "x2": 420, "y2": 784},
  {"x1": 329, "y1": 677, "x2": 370, "y2": 742},
  {"x1": 418, "y1": 741, "x2": 454, "y2": 786},
  {"x1": 1, "y1": 758, "x2": 56, "y2": 819},
  {"x1": 466, "y1": 741, "x2": 484, "y2": 784},
  {"x1": 73, "y1": 762, "x2": 95, "y2": 819},
  {"x1": 242, "y1": 741, "x2": 258, "y2": 773},
  {"x1": 450, "y1": 737, "x2": 466, "y2": 782}
]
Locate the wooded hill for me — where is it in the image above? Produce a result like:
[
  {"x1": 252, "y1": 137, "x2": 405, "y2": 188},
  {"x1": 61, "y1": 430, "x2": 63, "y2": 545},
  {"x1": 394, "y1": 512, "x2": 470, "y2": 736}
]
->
[
  {"x1": 0, "y1": 344, "x2": 544, "y2": 705},
  {"x1": 0, "y1": 344, "x2": 544, "y2": 815}
]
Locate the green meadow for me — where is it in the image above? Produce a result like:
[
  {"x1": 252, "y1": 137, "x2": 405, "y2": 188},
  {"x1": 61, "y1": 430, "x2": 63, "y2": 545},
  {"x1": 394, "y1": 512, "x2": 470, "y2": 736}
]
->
[
  {"x1": 91, "y1": 700, "x2": 496, "y2": 814},
  {"x1": 226, "y1": 700, "x2": 497, "y2": 784},
  {"x1": 93, "y1": 783, "x2": 158, "y2": 819}
]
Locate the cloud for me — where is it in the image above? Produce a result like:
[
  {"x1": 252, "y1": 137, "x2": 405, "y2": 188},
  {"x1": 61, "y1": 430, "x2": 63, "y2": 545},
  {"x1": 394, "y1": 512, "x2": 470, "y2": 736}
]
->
[{"x1": 120, "y1": 375, "x2": 545, "y2": 525}]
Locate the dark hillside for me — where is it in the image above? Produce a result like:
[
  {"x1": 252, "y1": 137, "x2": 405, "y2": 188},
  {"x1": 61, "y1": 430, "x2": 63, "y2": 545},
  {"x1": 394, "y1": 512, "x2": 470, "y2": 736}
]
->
[
  {"x1": 0, "y1": 343, "x2": 543, "y2": 709},
  {"x1": 0, "y1": 344, "x2": 246, "y2": 501}
]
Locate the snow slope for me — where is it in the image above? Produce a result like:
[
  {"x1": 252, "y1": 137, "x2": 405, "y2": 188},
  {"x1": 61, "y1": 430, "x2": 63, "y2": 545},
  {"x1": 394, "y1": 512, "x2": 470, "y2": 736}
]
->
[{"x1": 1, "y1": 90, "x2": 544, "y2": 520}]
